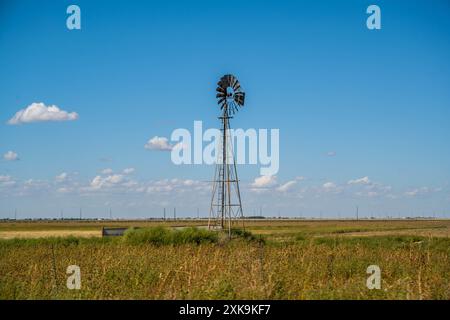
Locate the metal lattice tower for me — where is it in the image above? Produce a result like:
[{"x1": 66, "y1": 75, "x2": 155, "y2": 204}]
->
[{"x1": 208, "y1": 74, "x2": 245, "y2": 236}]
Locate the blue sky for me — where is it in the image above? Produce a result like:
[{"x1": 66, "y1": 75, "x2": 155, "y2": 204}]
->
[{"x1": 1, "y1": 0, "x2": 450, "y2": 218}]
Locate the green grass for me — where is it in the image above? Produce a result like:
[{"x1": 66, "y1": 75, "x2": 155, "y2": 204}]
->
[{"x1": 123, "y1": 227, "x2": 218, "y2": 245}]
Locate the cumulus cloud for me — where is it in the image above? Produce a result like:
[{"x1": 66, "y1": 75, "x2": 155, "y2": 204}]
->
[
  {"x1": 323, "y1": 182, "x2": 336, "y2": 189},
  {"x1": 90, "y1": 176, "x2": 103, "y2": 189},
  {"x1": 57, "y1": 187, "x2": 70, "y2": 193},
  {"x1": 277, "y1": 180, "x2": 297, "y2": 192},
  {"x1": 122, "y1": 180, "x2": 138, "y2": 188},
  {"x1": 404, "y1": 187, "x2": 435, "y2": 197},
  {"x1": 23, "y1": 179, "x2": 49, "y2": 190},
  {"x1": 55, "y1": 172, "x2": 68, "y2": 182},
  {"x1": 101, "y1": 168, "x2": 113, "y2": 175},
  {"x1": 144, "y1": 136, "x2": 181, "y2": 151},
  {"x1": 320, "y1": 181, "x2": 344, "y2": 195},
  {"x1": 348, "y1": 176, "x2": 371, "y2": 185},
  {"x1": 0, "y1": 175, "x2": 11, "y2": 182},
  {"x1": 8, "y1": 102, "x2": 79, "y2": 125},
  {"x1": 146, "y1": 178, "x2": 208, "y2": 194},
  {"x1": 3, "y1": 151, "x2": 19, "y2": 161},
  {"x1": 90, "y1": 174, "x2": 124, "y2": 190},
  {"x1": 404, "y1": 189, "x2": 419, "y2": 197},
  {"x1": 0, "y1": 175, "x2": 15, "y2": 187},
  {"x1": 15, "y1": 172, "x2": 227, "y2": 197},
  {"x1": 251, "y1": 175, "x2": 277, "y2": 188},
  {"x1": 104, "y1": 174, "x2": 123, "y2": 184}
]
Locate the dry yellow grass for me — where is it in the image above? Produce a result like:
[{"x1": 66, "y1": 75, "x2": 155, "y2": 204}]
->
[
  {"x1": 1, "y1": 238, "x2": 449, "y2": 299},
  {"x1": 0, "y1": 220, "x2": 449, "y2": 300},
  {"x1": 0, "y1": 230, "x2": 101, "y2": 239}
]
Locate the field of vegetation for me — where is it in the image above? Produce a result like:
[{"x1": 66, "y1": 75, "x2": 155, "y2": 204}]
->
[{"x1": 0, "y1": 219, "x2": 449, "y2": 300}]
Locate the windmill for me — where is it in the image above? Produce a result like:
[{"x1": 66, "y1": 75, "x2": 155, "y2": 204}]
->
[{"x1": 208, "y1": 74, "x2": 245, "y2": 236}]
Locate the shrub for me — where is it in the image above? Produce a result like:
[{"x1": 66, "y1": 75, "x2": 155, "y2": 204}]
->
[
  {"x1": 230, "y1": 228, "x2": 265, "y2": 244},
  {"x1": 123, "y1": 226, "x2": 218, "y2": 245},
  {"x1": 123, "y1": 227, "x2": 172, "y2": 245},
  {"x1": 172, "y1": 227, "x2": 218, "y2": 244}
]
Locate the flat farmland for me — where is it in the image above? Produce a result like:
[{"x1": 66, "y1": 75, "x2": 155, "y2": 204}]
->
[
  {"x1": 0, "y1": 219, "x2": 449, "y2": 299},
  {"x1": 1, "y1": 219, "x2": 449, "y2": 240}
]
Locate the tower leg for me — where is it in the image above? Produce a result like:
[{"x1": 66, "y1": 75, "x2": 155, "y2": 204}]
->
[{"x1": 208, "y1": 108, "x2": 244, "y2": 235}]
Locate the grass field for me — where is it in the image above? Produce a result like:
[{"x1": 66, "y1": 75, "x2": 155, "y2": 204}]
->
[{"x1": 0, "y1": 219, "x2": 449, "y2": 300}]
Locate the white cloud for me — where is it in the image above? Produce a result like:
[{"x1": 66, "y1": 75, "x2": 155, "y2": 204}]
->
[
  {"x1": 106, "y1": 175, "x2": 123, "y2": 184},
  {"x1": 90, "y1": 176, "x2": 103, "y2": 189},
  {"x1": 355, "y1": 191, "x2": 379, "y2": 198},
  {"x1": 122, "y1": 180, "x2": 138, "y2": 188},
  {"x1": 0, "y1": 175, "x2": 11, "y2": 182},
  {"x1": 55, "y1": 172, "x2": 68, "y2": 182},
  {"x1": 57, "y1": 187, "x2": 70, "y2": 193},
  {"x1": 183, "y1": 179, "x2": 195, "y2": 186},
  {"x1": 404, "y1": 187, "x2": 432, "y2": 197},
  {"x1": 327, "y1": 151, "x2": 336, "y2": 157},
  {"x1": 404, "y1": 189, "x2": 419, "y2": 197},
  {"x1": 101, "y1": 168, "x2": 113, "y2": 175},
  {"x1": 323, "y1": 182, "x2": 336, "y2": 189},
  {"x1": 144, "y1": 136, "x2": 177, "y2": 151},
  {"x1": 348, "y1": 176, "x2": 371, "y2": 185},
  {"x1": 0, "y1": 175, "x2": 16, "y2": 187},
  {"x1": 147, "y1": 184, "x2": 174, "y2": 193},
  {"x1": 146, "y1": 178, "x2": 208, "y2": 194},
  {"x1": 23, "y1": 179, "x2": 49, "y2": 190},
  {"x1": 251, "y1": 175, "x2": 277, "y2": 188},
  {"x1": 8, "y1": 102, "x2": 79, "y2": 125},
  {"x1": 123, "y1": 168, "x2": 135, "y2": 175},
  {"x1": 90, "y1": 174, "x2": 124, "y2": 190},
  {"x1": 277, "y1": 180, "x2": 297, "y2": 192},
  {"x1": 3, "y1": 151, "x2": 19, "y2": 161}
]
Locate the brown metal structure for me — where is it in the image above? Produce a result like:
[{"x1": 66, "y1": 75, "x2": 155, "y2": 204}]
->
[{"x1": 208, "y1": 75, "x2": 245, "y2": 236}]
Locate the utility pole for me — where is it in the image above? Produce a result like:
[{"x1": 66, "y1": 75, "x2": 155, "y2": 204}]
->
[
  {"x1": 163, "y1": 208, "x2": 166, "y2": 221},
  {"x1": 79, "y1": 207, "x2": 82, "y2": 220},
  {"x1": 356, "y1": 206, "x2": 359, "y2": 221},
  {"x1": 173, "y1": 207, "x2": 176, "y2": 220},
  {"x1": 109, "y1": 208, "x2": 112, "y2": 220},
  {"x1": 197, "y1": 207, "x2": 200, "y2": 219},
  {"x1": 14, "y1": 208, "x2": 17, "y2": 220},
  {"x1": 61, "y1": 209, "x2": 64, "y2": 220}
]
